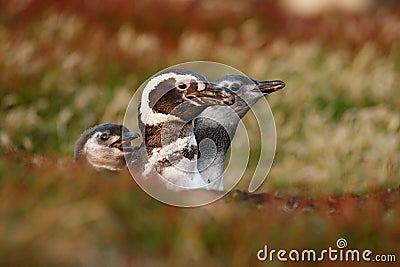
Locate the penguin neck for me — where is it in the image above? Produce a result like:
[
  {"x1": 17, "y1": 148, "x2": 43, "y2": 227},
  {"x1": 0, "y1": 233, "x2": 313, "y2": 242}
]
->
[
  {"x1": 144, "y1": 119, "x2": 195, "y2": 155},
  {"x1": 195, "y1": 116, "x2": 238, "y2": 155}
]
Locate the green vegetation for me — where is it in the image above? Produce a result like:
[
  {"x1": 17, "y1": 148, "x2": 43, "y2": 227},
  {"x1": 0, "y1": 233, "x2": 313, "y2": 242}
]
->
[{"x1": 0, "y1": 1, "x2": 399, "y2": 266}]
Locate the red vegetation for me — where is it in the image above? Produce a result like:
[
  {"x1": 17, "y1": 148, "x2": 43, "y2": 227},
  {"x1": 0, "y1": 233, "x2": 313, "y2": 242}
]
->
[{"x1": 1, "y1": 0, "x2": 399, "y2": 52}]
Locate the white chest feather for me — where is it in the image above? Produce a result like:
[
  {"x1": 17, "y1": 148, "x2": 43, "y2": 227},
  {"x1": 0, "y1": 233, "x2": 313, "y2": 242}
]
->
[{"x1": 142, "y1": 136, "x2": 209, "y2": 190}]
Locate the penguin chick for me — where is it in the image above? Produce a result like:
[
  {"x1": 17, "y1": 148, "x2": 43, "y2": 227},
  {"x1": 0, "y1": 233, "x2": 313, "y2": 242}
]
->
[{"x1": 74, "y1": 123, "x2": 140, "y2": 171}]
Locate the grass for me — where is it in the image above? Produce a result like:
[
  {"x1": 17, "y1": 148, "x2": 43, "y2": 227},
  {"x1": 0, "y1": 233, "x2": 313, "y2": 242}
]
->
[{"x1": 0, "y1": 1, "x2": 400, "y2": 266}]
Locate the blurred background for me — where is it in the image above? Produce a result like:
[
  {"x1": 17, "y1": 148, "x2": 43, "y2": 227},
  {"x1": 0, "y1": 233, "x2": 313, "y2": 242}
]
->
[{"x1": 1, "y1": 0, "x2": 399, "y2": 266}]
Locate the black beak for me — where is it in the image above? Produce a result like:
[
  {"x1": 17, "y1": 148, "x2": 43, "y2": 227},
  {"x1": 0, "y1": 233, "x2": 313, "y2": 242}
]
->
[
  {"x1": 186, "y1": 82, "x2": 235, "y2": 105},
  {"x1": 111, "y1": 131, "x2": 140, "y2": 152},
  {"x1": 122, "y1": 131, "x2": 140, "y2": 141},
  {"x1": 256, "y1": 80, "x2": 286, "y2": 94},
  {"x1": 122, "y1": 131, "x2": 140, "y2": 152}
]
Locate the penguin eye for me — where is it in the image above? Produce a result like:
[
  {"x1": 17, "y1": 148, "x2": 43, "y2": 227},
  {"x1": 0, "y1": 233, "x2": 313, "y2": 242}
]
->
[
  {"x1": 176, "y1": 82, "x2": 189, "y2": 91},
  {"x1": 100, "y1": 133, "x2": 109, "y2": 140},
  {"x1": 177, "y1": 83, "x2": 188, "y2": 91},
  {"x1": 230, "y1": 83, "x2": 240, "y2": 91}
]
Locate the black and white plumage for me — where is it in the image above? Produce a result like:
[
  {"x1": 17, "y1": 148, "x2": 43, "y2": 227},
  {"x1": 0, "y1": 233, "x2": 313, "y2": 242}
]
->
[
  {"x1": 74, "y1": 123, "x2": 140, "y2": 171},
  {"x1": 137, "y1": 68, "x2": 235, "y2": 190},
  {"x1": 73, "y1": 71, "x2": 285, "y2": 195},
  {"x1": 194, "y1": 75, "x2": 285, "y2": 191}
]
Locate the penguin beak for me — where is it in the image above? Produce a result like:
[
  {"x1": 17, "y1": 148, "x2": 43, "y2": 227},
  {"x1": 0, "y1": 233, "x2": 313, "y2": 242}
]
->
[
  {"x1": 186, "y1": 83, "x2": 235, "y2": 105},
  {"x1": 256, "y1": 80, "x2": 286, "y2": 94},
  {"x1": 122, "y1": 131, "x2": 140, "y2": 141},
  {"x1": 110, "y1": 131, "x2": 140, "y2": 152}
]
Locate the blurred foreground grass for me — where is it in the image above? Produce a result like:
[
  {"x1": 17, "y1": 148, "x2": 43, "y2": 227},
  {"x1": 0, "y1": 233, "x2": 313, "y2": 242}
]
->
[
  {"x1": 1, "y1": 152, "x2": 400, "y2": 266},
  {"x1": 0, "y1": 0, "x2": 400, "y2": 266}
]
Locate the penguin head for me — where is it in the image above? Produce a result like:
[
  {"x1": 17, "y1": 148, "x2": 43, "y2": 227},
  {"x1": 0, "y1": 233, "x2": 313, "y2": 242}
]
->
[
  {"x1": 212, "y1": 75, "x2": 285, "y2": 117},
  {"x1": 74, "y1": 123, "x2": 140, "y2": 171},
  {"x1": 140, "y1": 68, "x2": 235, "y2": 124}
]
